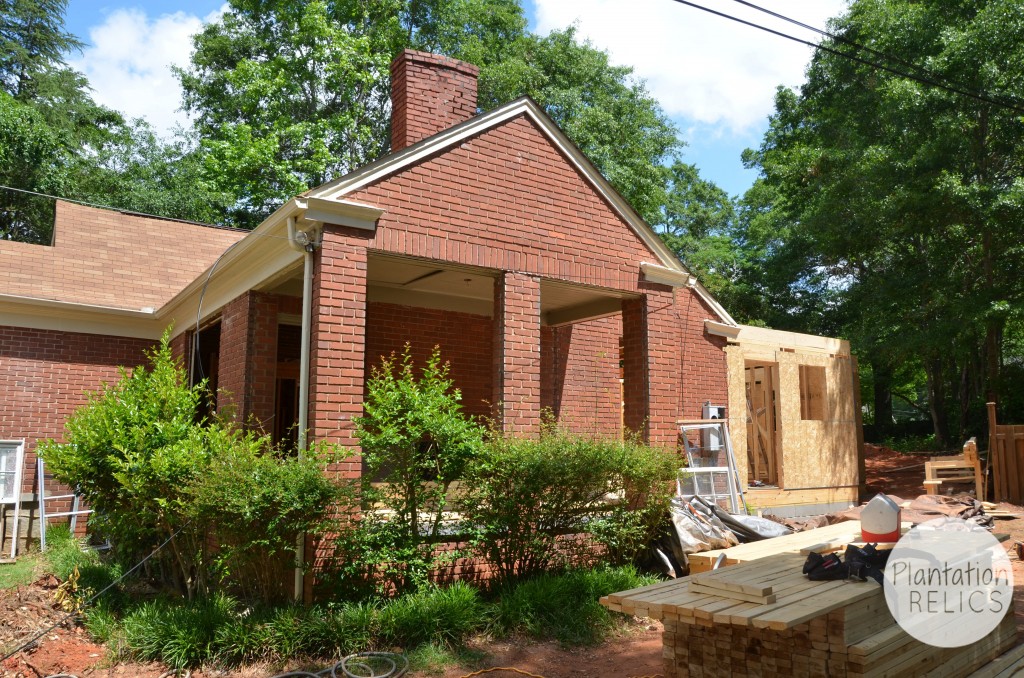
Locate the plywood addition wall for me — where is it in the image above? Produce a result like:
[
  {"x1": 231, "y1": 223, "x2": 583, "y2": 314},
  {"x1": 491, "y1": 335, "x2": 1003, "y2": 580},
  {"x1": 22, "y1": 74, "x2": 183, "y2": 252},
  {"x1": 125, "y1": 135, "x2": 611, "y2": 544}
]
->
[{"x1": 721, "y1": 325, "x2": 861, "y2": 506}]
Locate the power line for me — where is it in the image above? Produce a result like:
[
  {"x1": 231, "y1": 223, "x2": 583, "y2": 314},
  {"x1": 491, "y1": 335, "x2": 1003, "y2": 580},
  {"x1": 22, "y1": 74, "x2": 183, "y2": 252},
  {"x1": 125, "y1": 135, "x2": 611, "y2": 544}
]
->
[
  {"x1": 669, "y1": 0, "x2": 1024, "y2": 116},
  {"x1": 730, "y1": 0, "x2": 1024, "y2": 112},
  {"x1": 729, "y1": 0, "x2": 931, "y2": 78}
]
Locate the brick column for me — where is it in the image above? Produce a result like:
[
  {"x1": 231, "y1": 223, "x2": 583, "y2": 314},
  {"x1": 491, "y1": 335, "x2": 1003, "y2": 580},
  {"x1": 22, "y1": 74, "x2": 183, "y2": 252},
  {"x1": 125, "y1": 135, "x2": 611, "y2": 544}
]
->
[
  {"x1": 307, "y1": 226, "x2": 370, "y2": 479},
  {"x1": 216, "y1": 291, "x2": 279, "y2": 430},
  {"x1": 622, "y1": 289, "x2": 682, "y2": 446},
  {"x1": 622, "y1": 297, "x2": 648, "y2": 439},
  {"x1": 492, "y1": 272, "x2": 542, "y2": 435}
]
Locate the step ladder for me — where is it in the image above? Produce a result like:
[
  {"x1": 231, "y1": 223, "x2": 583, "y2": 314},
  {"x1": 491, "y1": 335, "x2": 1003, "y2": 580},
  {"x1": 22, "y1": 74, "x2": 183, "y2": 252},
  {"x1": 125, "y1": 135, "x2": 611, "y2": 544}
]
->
[
  {"x1": 677, "y1": 418, "x2": 747, "y2": 515},
  {"x1": 37, "y1": 457, "x2": 91, "y2": 551}
]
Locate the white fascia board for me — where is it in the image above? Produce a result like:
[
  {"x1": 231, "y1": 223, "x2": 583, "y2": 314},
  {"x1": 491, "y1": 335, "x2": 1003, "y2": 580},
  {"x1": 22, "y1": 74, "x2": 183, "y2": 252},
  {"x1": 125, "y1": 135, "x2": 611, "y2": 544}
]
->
[
  {"x1": 0, "y1": 294, "x2": 164, "y2": 339},
  {"x1": 157, "y1": 200, "x2": 305, "y2": 337},
  {"x1": 641, "y1": 262, "x2": 695, "y2": 288},
  {"x1": 705, "y1": 320, "x2": 742, "y2": 340},
  {"x1": 304, "y1": 197, "x2": 383, "y2": 231},
  {"x1": 156, "y1": 196, "x2": 382, "y2": 337}
]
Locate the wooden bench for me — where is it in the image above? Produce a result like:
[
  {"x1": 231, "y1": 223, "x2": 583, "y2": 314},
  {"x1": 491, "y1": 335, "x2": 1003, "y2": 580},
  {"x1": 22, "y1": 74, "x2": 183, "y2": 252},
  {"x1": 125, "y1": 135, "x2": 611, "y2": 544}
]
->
[{"x1": 924, "y1": 437, "x2": 984, "y2": 498}]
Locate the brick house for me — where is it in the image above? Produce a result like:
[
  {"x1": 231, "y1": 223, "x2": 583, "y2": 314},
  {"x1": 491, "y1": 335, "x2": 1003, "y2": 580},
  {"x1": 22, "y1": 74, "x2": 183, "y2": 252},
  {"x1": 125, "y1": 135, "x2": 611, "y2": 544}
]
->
[{"x1": 2, "y1": 49, "x2": 802, "y2": 558}]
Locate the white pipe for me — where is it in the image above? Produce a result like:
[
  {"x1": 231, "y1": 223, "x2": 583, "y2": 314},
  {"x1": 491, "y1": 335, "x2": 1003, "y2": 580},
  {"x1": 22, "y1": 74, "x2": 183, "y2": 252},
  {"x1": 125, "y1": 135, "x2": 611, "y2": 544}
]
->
[{"x1": 287, "y1": 215, "x2": 316, "y2": 602}]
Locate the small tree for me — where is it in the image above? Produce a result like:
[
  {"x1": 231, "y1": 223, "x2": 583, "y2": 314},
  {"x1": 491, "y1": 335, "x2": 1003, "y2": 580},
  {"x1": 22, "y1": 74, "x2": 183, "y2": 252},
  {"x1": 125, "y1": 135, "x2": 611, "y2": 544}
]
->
[{"x1": 350, "y1": 345, "x2": 484, "y2": 593}]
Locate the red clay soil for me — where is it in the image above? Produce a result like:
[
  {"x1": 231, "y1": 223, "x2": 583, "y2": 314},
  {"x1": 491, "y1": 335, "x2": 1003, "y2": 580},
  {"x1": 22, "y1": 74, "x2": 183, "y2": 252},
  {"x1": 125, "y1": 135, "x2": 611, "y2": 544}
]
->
[
  {"x1": 2, "y1": 446, "x2": 1023, "y2": 678},
  {"x1": 862, "y1": 443, "x2": 933, "y2": 499}
]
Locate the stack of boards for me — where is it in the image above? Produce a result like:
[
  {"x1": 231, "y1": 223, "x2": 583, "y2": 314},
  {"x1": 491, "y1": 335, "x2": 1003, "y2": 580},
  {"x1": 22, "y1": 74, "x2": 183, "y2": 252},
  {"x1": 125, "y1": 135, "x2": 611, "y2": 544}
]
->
[
  {"x1": 602, "y1": 552, "x2": 1023, "y2": 677},
  {"x1": 688, "y1": 521, "x2": 909, "y2": 574}
]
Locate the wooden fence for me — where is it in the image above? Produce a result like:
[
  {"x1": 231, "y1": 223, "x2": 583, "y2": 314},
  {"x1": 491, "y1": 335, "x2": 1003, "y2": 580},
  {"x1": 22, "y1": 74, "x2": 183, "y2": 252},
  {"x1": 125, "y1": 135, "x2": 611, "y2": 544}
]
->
[{"x1": 988, "y1": 401, "x2": 1024, "y2": 503}]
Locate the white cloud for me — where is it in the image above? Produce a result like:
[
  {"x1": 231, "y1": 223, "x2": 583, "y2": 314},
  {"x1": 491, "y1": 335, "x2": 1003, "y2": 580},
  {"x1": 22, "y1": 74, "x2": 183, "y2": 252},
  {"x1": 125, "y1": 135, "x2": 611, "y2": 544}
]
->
[
  {"x1": 533, "y1": 0, "x2": 847, "y2": 134},
  {"x1": 70, "y1": 6, "x2": 225, "y2": 138}
]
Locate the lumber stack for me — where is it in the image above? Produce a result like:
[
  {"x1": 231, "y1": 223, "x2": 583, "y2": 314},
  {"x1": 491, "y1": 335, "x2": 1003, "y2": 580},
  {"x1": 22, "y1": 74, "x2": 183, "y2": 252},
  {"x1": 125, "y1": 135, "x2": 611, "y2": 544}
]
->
[
  {"x1": 601, "y1": 551, "x2": 1021, "y2": 677},
  {"x1": 687, "y1": 520, "x2": 912, "y2": 574}
]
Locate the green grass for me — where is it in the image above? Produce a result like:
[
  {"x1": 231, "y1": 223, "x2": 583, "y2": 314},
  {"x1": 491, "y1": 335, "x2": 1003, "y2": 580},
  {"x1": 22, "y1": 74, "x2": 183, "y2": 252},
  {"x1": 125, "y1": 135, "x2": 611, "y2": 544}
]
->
[
  {"x1": 407, "y1": 642, "x2": 487, "y2": 676},
  {"x1": 0, "y1": 551, "x2": 42, "y2": 589}
]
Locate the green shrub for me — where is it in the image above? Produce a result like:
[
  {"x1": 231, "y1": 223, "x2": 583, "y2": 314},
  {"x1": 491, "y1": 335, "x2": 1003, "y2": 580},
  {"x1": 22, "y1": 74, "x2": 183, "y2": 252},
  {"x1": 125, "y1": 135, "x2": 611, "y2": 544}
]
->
[
  {"x1": 185, "y1": 438, "x2": 350, "y2": 603},
  {"x1": 458, "y1": 429, "x2": 677, "y2": 584},
  {"x1": 587, "y1": 439, "x2": 678, "y2": 565},
  {"x1": 346, "y1": 346, "x2": 485, "y2": 594},
  {"x1": 40, "y1": 331, "x2": 350, "y2": 602},
  {"x1": 490, "y1": 566, "x2": 658, "y2": 645},
  {"x1": 38, "y1": 334, "x2": 216, "y2": 598}
]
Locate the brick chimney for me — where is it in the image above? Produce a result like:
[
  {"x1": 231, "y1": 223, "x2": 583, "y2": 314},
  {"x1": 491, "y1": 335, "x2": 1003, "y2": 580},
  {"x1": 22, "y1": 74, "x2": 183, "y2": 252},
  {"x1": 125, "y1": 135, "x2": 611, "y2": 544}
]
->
[{"x1": 390, "y1": 49, "x2": 479, "y2": 152}]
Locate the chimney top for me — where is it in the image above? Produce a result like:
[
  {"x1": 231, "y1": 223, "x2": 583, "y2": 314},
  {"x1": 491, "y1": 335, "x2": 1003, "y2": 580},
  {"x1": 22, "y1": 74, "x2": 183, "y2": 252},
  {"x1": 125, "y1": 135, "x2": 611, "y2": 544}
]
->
[{"x1": 390, "y1": 49, "x2": 480, "y2": 152}]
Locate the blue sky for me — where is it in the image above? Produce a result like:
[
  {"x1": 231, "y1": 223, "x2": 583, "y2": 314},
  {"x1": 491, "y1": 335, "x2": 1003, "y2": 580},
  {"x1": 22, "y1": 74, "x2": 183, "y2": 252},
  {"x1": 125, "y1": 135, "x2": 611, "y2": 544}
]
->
[{"x1": 64, "y1": 1, "x2": 846, "y2": 199}]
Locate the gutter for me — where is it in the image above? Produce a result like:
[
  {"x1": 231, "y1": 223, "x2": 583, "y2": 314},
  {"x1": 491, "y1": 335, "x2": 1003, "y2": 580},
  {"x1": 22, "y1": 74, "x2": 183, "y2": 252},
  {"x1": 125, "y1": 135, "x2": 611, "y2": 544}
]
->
[{"x1": 287, "y1": 215, "x2": 320, "y2": 603}]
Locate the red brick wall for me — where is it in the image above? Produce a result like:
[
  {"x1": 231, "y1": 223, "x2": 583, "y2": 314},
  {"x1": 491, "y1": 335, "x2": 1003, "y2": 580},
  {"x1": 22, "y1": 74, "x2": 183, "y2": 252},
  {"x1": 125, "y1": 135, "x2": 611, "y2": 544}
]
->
[
  {"x1": 343, "y1": 114, "x2": 728, "y2": 440},
  {"x1": 350, "y1": 116, "x2": 664, "y2": 296},
  {"x1": 365, "y1": 302, "x2": 493, "y2": 419},
  {"x1": 390, "y1": 50, "x2": 479, "y2": 151},
  {"x1": 0, "y1": 326, "x2": 152, "y2": 495},
  {"x1": 678, "y1": 287, "x2": 729, "y2": 419},
  {"x1": 542, "y1": 315, "x2": 622, "y2": 437},
  {"x1": 217, "y1": 291, "x2": 278, "y2": 431}
]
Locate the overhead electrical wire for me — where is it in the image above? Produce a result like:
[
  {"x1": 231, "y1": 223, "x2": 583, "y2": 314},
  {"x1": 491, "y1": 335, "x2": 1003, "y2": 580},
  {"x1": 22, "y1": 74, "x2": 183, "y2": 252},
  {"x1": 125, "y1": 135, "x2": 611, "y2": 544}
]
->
[
  {"x1": 729, "y1": 0, "x2": 934, "y2": 78},
  {"x1": 669, "y1": 0, "x2": 1024, "y2": 116}
]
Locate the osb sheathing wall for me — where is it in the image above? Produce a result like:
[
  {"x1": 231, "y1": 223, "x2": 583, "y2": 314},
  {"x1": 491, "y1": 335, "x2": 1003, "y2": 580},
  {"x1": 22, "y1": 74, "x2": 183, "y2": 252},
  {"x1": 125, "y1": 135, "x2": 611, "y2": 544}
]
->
[{"x1": 725, "y1": 341, "x2": 859, "y2": 493}]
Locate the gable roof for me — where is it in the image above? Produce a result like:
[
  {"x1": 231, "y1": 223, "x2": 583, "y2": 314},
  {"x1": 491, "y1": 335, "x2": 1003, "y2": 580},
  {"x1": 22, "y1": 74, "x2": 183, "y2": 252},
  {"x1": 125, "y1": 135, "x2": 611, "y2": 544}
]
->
[
  {"x1": 0, "y1": 201, "x2": 246, "y2": 313},
  {"x1": 308, "y1": 96, "x2": 736, "y2": 325}
]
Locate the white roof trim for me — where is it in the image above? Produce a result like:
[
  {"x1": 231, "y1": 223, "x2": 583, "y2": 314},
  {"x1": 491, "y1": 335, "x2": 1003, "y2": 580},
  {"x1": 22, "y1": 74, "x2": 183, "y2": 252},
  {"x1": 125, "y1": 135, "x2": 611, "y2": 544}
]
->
[
  {"x1": 0, "y1": 294, "x2": 164, "y2": 339},
  {"x1": 641, "y1": 262, "x2": 695, "y2": 288},
  {"x1": 308, "y1": 97, "x2": 734, "y2": 323},
  {"x1": 705, "y1": 320, "x2": 742, "y2": 340}
]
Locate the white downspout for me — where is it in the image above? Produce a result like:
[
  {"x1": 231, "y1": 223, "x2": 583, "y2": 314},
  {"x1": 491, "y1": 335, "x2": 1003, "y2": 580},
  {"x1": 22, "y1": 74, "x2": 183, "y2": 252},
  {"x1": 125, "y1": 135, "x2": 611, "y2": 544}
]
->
[{"x1": 288, "y1": 215, "x2": 317, "y2": 602}]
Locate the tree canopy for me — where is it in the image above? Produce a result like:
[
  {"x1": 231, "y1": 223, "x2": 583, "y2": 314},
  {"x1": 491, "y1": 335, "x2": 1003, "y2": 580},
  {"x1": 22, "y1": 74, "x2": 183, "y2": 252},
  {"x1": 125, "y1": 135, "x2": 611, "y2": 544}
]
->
[
  {"x1": 177, "y1": 1, "x2": 682, "y2": 227},
  {"x1": 0, "y1": 0, "x2": 230, "y2": 243},
  {"x1": 737, "y1": 0, "x2": 1024, "y2": 443}
]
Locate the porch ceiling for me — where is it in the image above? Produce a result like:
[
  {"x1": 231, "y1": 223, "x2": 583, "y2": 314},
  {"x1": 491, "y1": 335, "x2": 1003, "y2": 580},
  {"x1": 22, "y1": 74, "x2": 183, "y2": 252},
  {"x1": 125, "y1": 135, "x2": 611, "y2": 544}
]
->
[
  {"x1": 370, "y1": 253, "x2": 638, "y2": 325},
  {"x1": 264, "y1": 252, "x2": 637, "y2": 325}
]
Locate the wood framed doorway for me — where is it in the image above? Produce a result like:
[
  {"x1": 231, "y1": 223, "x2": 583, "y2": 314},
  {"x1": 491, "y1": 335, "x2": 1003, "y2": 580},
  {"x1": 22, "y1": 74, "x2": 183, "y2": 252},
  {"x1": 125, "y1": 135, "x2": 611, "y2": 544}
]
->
[{"x1": 745, "y1": 361, "x2": 781, "y2": 486}]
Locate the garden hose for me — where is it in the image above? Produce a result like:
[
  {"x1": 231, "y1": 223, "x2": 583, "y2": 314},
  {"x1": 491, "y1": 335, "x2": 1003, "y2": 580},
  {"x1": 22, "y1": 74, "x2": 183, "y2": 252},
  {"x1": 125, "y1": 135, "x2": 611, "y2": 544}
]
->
[
  {"x1": 458, "y1": 669, "x2": 545, "y2": 677},
  {"x1": 269, "y1": 651, "x2": 409, "y2": 678}
]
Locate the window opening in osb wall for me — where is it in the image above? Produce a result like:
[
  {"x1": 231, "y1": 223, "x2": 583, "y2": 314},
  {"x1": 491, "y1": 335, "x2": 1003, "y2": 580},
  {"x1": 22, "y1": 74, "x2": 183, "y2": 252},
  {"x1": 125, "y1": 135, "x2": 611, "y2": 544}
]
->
[{"x1": 799, "y1": 364, "x2": 827, "y2": 421}]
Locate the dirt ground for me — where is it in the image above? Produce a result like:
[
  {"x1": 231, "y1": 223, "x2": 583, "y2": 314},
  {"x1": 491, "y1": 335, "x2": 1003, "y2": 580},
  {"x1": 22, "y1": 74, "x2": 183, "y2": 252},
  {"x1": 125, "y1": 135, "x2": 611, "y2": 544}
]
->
[{"x1": 1, "y1": 446, "x2": 1022, "y2": 678}]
